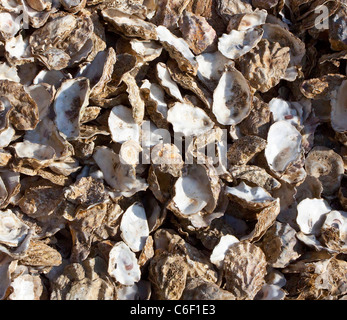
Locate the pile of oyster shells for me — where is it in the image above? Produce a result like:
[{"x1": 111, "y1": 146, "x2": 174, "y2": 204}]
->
[{"x1": 0, "y1": 0, "x2": 346, "y2": 300}]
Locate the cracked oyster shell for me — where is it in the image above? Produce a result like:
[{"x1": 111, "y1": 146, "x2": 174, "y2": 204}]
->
[
  {"x1": 182, "y1": 277, "x2": 236, "y2": 300},
  {"x1": 212, "y1": 66, "x2": 252, "y2": 126},
  {"x1": 51, "y1": 257, "x2": 116, "y2": 300},
  {"x1": 120, "y1": 202, "x2": 149, "y2": 253},
  {"x1": 229, "y1": 165, "x2": 281, "y2": 192},
  {"x1": 53, "y1": 77, "x2": 90, "y2": 140},
  {"x1": 218, "y1": 27, "x2": 264, "y2": 60},
  {"x1": 0, "y1": 209, "x2": 30, "y2": 248},
  {"x1": 305, "y1": 147, "x2": 344, "y2": 197},
  {"x1": 29, "y1": 13, "x2": 93, "y2": 70},
  {"x1": 76, "y1": 48, "x2": 116, "y2": 99},
  {"x1": 265, "y1": 121, "x2": 302, "y2": 173},
  {"x1": 108, "y1": 241, "x2": 141, "y2": 286},
  {"x1": 0, "y1": 80, "x2": 39, "y2": 131},
  {"x1": 241, "y1": 199, "x2": 280, "y2": 242},
  {"x1": 223, "y1": 241, "x2": 267, "y2": 300},
  {"x1": 210, "y1": 234, "x2": 239, "y2": 268}
]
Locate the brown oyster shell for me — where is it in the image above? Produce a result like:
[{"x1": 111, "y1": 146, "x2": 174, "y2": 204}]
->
[
  {"x1": 223, "y1": 241, "x2": 267, "y2": 300},
  {"x1": 236, "y1": 39, "x2": 291, "y2": 93}
]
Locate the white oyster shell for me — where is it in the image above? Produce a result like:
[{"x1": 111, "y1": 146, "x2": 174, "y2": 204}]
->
[
  {"x1": 167, "y1": 102, "x2": 214, "y2": 136},
  {"x1": 296, "y1": 198, "x2": 332, "y2": 236},
  {"x1": 212, "y1": 66, "x2": 252, "y2": 126},
  {"x1": 265, "y1": 121, "x2": 302, "y2": 173},
  {"x1": 108, "y1": 241, "x2": 141, "y2": 286},
  {"x1": 170, "y1": 165, "x2": 215, "y2": 216},
  {"x1": 156, "y1": 25, "x2": 198, "y2": 75},
  {"x1": 0, "y1": 209, "x2": 30, "y2": 247},
  {"x1": 108, "y1": 105, "x2": 140, "y2": 144},
  {"x1": 218, "y1": 27, "x2": 264, "y2": 60},
  {"x1": 120, "y1": 202, "x2": 149, "y2": 252},
  {"x1": 156, "y1": 62, "x2": 183, "y2": 102},
  {"x1": 54, "y1": 77, "x2": 90, "y2": 139}
]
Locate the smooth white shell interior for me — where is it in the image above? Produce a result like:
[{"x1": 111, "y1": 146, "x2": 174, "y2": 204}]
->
[
  {"x1": 120, "y1": 202, "x2": 149, "y2": 252},
  {"x1": 108, "y1": 105, "x2": 140, "y2": 143},
  {"x1": 212, "y1": 67, "x2": 252, "y2": 126},
  {"x1": 296, "y1": 198, "x2": 332, "y2": 236},
  {"x1": 265, "y1": 121, "x2": 302, "y2": 172},
  {"x1": 167, "y1": 102, "x2": 214, "y2": 137},
  {"x1": 108, "y1": 241, "x2": 141, "y2": 286}
]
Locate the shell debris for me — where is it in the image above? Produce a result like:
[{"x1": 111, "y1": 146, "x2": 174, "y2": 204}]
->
[{"x1": 0, "y1": 0, "x2": 346, "y2": 301}]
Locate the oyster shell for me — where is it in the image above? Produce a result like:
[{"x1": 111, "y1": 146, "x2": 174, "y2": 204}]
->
[
  {"x1": 108, "y1": 241, "x2": 141, "y2": 286},
  {"x1": 212, "y1": 66, "x2": 252, "y2": 126},
  {"x1": 120, "y1": 202, "x2": 149, "y2": 252},
  {"x1": 218, "y1": 27, "x2": 264, "y2": 60},
  {"x1": 223, "y1": 241, "x2": 267, "y2": 300},
  {"x1": 53, "y1": 78, "x2": 90, "y2": 140},
  {"x1": 236, "y1": 39, "x2": 291, "y2": 93},
  {"x1": 265, "y1": 121, "x2": 303, "y2": 174},
  {"x1": 304, "y1": 146, "x2": 344, "y2": 196}
]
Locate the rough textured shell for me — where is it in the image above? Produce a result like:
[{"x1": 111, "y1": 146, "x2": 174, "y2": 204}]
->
[{"x1": 223, "y1": 241, "x2": 267, "y2": 300}]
